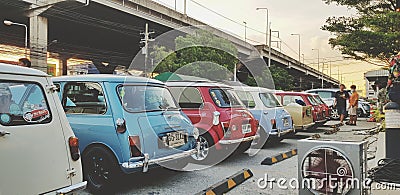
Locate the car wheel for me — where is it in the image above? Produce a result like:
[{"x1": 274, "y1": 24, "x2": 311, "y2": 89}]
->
[
  {"x1": 191, "y1": 133, "x2": 216, "y2": 165},
  {"x1": 83, "y1": 146, "x2": 121, "y2": 193},
  {"x1": 330, "y1": 108, "x2": 340, "y2": 120}
]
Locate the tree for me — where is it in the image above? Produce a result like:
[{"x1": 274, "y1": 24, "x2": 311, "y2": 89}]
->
[
  {"x1": 150, "y1": 29, "x2": 239, "y2": 80},
  {"x1": 322, "y1": 0, "x2": 400, "y2": 63},
  {"x1": 242, "y1": 64, "x2": 294, "y2": 90}
]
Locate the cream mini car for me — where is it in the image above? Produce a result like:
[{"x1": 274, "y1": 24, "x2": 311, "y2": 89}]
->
[{"x1": 0, "y1": 63, "x2": 86, "y2": 194}]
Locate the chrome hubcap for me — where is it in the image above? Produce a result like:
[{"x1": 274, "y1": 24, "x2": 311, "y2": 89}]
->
[
  {"x1": 331, "y1": 109, "x2": 339, "y2": 119},
  {"x1": 192, "y1": 136, "x2": 209, "y2": 161}
]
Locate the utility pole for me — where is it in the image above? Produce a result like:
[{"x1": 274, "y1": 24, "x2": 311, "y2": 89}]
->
[
  {"x1": 268, "y1": 23, "x2": 272, "y2": 67},
  {"x1": 140, "y1": 23, "x2": 154, "y2": 78},
  {"x1": 291, "y1": 33, "x2": 301, "y2": 63}
]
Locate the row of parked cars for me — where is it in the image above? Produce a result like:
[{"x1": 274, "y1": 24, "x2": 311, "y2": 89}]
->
[{"x1": 0, "y1": 63, "x2": 338, "y2": 194}]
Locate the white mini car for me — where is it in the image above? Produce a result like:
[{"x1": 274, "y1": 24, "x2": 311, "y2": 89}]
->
[{"x1": 0, "y1": 63, "x2": 86, "y2": 194}]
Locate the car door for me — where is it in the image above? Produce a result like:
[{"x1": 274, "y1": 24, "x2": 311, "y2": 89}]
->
[
  {"x1": 0, "y1": 75, "x2": 71, "y2": 194},
  {"x1": 60, "y1": 81, "x2": 122, "y2": 161}
]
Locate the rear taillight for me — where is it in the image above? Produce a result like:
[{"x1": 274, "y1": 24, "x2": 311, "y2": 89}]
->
[
  {"x1": 271, "y1": 119, "x2": 277, "y2": 129},
  {"x1": 68, "y1": 136, "x2": 80, "y2": 161},
  {"x1": 129, "y1": 136, "x2": 142, "y2": 157},
  {"x1": 302, "y1": 111, "x2": 305, "y2": 118}
]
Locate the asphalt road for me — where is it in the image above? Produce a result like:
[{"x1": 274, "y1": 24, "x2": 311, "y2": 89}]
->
[{"x1": 80, "y1": 119, "x2": 381, "y2": 195}]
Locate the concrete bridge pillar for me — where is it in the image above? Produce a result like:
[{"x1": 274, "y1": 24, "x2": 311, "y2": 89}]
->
[{"x1": 29, "y1": 14, "x2": 48, "y2": 73}]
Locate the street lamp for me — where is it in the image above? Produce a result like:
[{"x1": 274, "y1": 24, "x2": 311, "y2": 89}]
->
[
  {"x1": 4, "y1": 20, "x2": 28, "y2": 58},
  {"x1": 256, "y1": 8, "x2": 272, "y2": 67},
  {"x1": 256, "y1": 7, "x2": 269, "y2": 45},
  {"x1": 291, "y1": 33, "x2": 301, "y2": 63}
]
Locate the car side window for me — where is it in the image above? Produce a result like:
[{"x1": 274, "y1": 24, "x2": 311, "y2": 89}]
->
[
  {"x1": 169, "y1": 87, "x2": 203, "y2": 109},
  {"x1": 62, "y1": 82, "x2": 107, "y2": 114},
  {"x1": 0, "y1": 81, "x2": 52, "y2": 126}
]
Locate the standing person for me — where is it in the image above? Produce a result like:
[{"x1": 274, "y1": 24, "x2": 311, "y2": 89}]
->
[
  {"x1": 347, "y1": 85, "x2": 359, "y2": 126},
  {"x1": 18, "y1": 58, "x2": 31, "y2": 68},
  {"x1": 334, "y1": 84, "x2": 350, "y2": 126},
  {"x1": 387, "y1": 54, "x2": 400, "y2": 105}
]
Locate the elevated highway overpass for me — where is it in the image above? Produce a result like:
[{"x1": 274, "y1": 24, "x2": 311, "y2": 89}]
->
[{"x1": 0, "y1": 0, "x2": 339, "y2": 89}]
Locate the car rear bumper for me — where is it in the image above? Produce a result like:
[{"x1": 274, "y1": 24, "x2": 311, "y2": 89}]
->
[
  {"x1": 295, "y1": 122, "x2": 315, "y2": 130},
  {"x1": 55, "y1": 181, "x2": 87, "y2": 195},
  {"x1": 218, "y1": 135, "x2": 260, "y2": 145},
  {"x1": 121, "y1": 148, "x2": 198, "y2": 172},
  {"x1": 315, "y1": 119, "x2": 327, "y2": 124},
  {"x1": 270, "y1": 128, "x2": 295, "y2": 137}
]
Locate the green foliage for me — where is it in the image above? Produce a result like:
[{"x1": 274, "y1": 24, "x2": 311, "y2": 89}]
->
[
  {"x1": 322, "y1": 0, "x2": 400, "y2": 62},
  {"x1": 150, "y1": 29, "x2": 239, "y2": 80},
  {"x1": 243, "y1": 64, "x2": 294, "y2": 91}
]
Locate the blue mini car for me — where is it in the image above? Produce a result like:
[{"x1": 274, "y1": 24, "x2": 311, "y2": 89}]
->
[
  {"x1": 233, "y1": 86, "x2": 294, "y2": 146},
  {"x1": 53, "y1": 75, "x2": 198, "y2": 192}
]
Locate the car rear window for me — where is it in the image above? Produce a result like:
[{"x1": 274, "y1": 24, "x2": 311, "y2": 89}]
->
[
  {"x1": 0, "y1": 81, "x2": 52, "y2": 126},
  {"x1": 169, "y1": 87, "x2": 203, "y2": 109},
  {"x1": 282, "y1": 95, "x2": 305, "y2": 106},
  {"x1": 210, "y1": 88, "x2": 243, "y2": 108},
  {"x1": 259, "y1": 92, "x2": 282, "y2": 108},
  {"x1": 235, "y1": 90, "x2": 256, "y2": 108},
  {"x1": 118, "y1": 85, "x2": 179, "y2": 112}
]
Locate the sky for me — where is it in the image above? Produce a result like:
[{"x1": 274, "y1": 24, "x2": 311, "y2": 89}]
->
[{"x1": 154, "y1": 0, "x2": 382, "y2": 95}]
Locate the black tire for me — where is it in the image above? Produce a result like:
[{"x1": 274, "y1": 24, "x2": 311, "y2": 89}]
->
[
  {"x1": 191, "y1": 133, "x2": 217, "y2": 165},
  {"x1": 83, "y1": 146, "x2": 122, "y2": 194},
  {"x1": 265, "y1": 136, "x2": 284, "y2": 146},
  {"x1": 235, "y1": 141, "x2": 252, "y2": 153}
]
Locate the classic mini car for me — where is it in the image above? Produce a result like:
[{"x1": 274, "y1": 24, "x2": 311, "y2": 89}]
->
[
  {"x1": 167, "y1": 81, "x2": 259, "y2": 164},
  {"x1": 0, "y1": 63, "x2": 86, "y2": 195},
  {"x1": 306, "y1": 88, "x2": 370, "y2": 119},
  {"x1": 275, "y1": 92, "x2": 327, "y2": 126},
  {"x1": 233, "y1": 86, "x2": 294, "y2": 145},
  {"x1": 282, "y1": 102, "x2": 314, "y2": 131},
  {"x1": 53, "y1": 75, "x2": 198, "y2": 192},
  {"x1": 311, "y1": 94, "x2": 331, "y2": 120}
]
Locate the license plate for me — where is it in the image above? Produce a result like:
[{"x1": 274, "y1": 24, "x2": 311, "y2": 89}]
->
[
  {"x1": 283, "y1": 118, "x2": 290, "y2": 127},
  {"x1": 166, "y1": 131, "x2": 186, "y2": 148},
  {"x1": 242, "y1": 124, "x2": 252, "y2": 134}
]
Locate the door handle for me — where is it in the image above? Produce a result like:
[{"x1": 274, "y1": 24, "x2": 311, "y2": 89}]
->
[
  {"x1": 263, "y1": 111, "x2": 268, "y2": 115},
  {"x1": 0, "y1": 130, "x2": 10, "y2": 137}
]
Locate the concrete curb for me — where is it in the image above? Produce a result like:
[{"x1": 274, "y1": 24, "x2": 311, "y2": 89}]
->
[
  {"x1": 261, "y1": 149, "x2": 297, "y2": 165},
  {"x1": 196, "y1": 169, "x2": 253, "y2": 195}
]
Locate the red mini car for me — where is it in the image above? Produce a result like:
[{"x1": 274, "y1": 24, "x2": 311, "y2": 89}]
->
[
  {"x1": 311, "y1": 94, "x2": 331, "y2": 120},
  {"x1": 167, "y1": 81, "x2": 259, "y2": 164},
  {"x1": 275, "y1": 92, "x2": 327, "y2": 125}
]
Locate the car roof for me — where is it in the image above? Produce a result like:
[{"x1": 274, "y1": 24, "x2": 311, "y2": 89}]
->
[
  {"x1": 305, "y1": 88, "x2": 339, "y2": 92},
  {"x1": 275, "y1": 91, "x2": 314, "y2": 96},
  {"x1": 166, "y1": 80, "x2": 231, "y2": 88},
  {"x1": 231, "y1": 86, "x2": 277, "y2": 93},
  {"x1": 0, "y1": 63, "x2": 48, "y2": 77},
  {"x1": 53, "y1": 74, "x2": 164, "y2": 85}
]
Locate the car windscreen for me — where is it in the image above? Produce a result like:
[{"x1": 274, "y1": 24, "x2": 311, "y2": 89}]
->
[
  {"x1": 118, "y1": 85, "x2": 178, "y2": 112},
  {"x1": 259, "y1": 92, "x2": 282, "y2": 108},
  {"x1": 210, "y1": 88, "x2": 243, "y2": 108}
]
